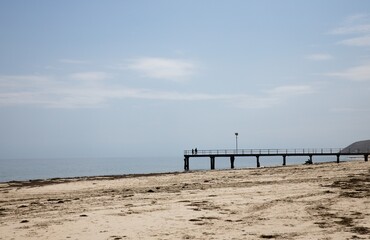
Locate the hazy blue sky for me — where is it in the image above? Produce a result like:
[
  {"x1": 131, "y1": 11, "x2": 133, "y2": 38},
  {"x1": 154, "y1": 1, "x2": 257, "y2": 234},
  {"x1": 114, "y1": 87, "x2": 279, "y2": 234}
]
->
[{"x1": 1, "y1": 1, "x2": 370, "y2": 159}]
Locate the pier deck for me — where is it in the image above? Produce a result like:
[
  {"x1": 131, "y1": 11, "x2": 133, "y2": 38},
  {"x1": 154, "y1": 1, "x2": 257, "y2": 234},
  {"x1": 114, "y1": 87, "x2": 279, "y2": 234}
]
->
[{"x1": 183, "y1": 148, "x2": 369, "y2": 171}]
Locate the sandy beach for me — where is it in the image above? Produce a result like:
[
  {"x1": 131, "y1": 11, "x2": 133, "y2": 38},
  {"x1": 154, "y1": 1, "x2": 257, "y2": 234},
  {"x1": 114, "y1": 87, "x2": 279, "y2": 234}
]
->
[{"x1": 0, "y1": 161, "x2": 369, "y2": 240}]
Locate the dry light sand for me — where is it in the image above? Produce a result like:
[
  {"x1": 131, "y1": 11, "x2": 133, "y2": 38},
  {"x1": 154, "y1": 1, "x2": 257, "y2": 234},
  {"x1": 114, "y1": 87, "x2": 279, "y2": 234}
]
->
[{"x1": 0, "y1": 160, "x2": 369, "y2": 240}]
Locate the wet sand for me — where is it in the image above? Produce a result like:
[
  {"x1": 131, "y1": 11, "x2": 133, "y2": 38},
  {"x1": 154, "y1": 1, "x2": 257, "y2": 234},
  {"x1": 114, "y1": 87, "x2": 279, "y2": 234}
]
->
[{"x1": 0, "y1": 161, "x2": 369, "y2": 240}]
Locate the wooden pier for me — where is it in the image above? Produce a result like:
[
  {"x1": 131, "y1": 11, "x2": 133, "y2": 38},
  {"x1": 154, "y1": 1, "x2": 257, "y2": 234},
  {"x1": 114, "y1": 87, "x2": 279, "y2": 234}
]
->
[{"x1": 183, "y1": 148, "x2": 369, "y2": 171}]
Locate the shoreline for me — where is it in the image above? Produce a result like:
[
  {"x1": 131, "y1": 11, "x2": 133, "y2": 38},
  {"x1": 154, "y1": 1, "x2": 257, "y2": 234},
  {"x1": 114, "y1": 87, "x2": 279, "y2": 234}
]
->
[
  {"x1": 2, "y1": 155, "x2": 362, "y2": 184},
  {"x1": 0, "y1": 170, "x2": 183, "y2": 188},
  {"x1": 0, "y1": 159, "x2": 350, "y2": 186}
]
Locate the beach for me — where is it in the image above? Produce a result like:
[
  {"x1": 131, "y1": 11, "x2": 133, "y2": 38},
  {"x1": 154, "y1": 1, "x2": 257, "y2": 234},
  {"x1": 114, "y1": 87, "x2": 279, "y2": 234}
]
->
[{"x1": 0, "y1": 161, "x2": 369, "y2": 240}]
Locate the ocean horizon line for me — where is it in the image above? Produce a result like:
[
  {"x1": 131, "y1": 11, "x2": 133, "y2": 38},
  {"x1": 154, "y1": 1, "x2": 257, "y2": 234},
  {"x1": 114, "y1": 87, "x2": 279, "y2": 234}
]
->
[{"x1": 0, "y1": 156, "x2": 358, "y2": 183}]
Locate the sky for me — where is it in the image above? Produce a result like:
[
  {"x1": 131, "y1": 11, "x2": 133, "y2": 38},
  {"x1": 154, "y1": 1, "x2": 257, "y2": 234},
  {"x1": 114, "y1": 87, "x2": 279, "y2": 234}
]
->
[{"x1": 1, "y1": 0, "x2": 370, "y2": 159}]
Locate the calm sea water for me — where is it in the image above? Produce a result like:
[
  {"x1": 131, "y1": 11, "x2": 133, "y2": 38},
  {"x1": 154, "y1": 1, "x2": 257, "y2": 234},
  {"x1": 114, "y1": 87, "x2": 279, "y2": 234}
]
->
[{"x1": 0, "y1": 155, "x2": 344, "y2": 182}]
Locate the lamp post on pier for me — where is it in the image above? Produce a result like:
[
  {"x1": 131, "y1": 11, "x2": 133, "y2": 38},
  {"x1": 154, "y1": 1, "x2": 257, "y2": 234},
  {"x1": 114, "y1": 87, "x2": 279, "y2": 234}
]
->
[{"x1": 235, "y1": 132, "x2": 238, "y2": 154}]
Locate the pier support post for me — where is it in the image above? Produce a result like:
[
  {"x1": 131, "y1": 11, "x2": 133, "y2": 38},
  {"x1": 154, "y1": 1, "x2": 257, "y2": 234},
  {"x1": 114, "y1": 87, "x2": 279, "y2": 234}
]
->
[
  {"x1": 230, "y1": 156, "x2": 235, "y2": 169},
  {"x1": 184, "y1": 157, "x2": 189, "y2": 171},
  {"x1": 337, "y1": 155, "x2": 340, "y2": 163},
  {"x1": 256, "y1": 156, "x2": 260, "y2": 168},
  {"x1": 210, "y1": 156, "x2": 215, "y2": 170},
  {"x1": 283, "y1": 155, "x2": 286, "y2": 166},
  {"x1": 365, "y1": 154, "x2": 368, "y2": 162}
]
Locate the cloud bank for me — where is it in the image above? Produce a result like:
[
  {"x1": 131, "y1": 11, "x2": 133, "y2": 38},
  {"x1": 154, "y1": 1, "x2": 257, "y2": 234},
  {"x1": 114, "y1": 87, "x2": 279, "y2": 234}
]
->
[
  {"x1": 338, "y1": 35, "x2": 370, "y2": 46},
  {"x1": 0, "y1": 74, "x2": 313, "y2": 109},
  {"x1": 326, "y1": 64, "x2": 370, "y2": 81},
  {"x1": 330, "y1": 14, "x2": 370, "y2": 47}
]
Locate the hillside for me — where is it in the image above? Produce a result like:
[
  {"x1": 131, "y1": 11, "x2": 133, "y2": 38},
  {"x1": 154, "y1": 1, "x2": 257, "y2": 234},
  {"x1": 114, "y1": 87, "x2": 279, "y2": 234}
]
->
[{"x1": 341, "y1": 140, "x2": 370, "y2": 153}]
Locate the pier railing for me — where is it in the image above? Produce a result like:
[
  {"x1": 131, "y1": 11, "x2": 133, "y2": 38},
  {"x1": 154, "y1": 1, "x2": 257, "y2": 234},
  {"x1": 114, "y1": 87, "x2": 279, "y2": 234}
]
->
[{"x1": 184, "y1": 148, "x2": 351, "y2": 156}]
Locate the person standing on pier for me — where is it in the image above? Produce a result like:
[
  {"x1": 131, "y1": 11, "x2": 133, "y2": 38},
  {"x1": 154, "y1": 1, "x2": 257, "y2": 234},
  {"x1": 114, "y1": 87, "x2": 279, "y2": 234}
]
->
[{"x1": 195, "y1": 148, "x2": 198, "y2": 154}]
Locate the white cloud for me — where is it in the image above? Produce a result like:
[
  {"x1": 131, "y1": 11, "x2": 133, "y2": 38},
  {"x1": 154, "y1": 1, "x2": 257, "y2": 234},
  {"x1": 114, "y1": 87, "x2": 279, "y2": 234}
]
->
[
  {"x1": 326, "y1": 64, "x2": 370, "y2": 81},
  {"x1": 127, "y1": 57, "x2": 196, "y2": 81},
  {"x1": 305, "y1": 54, "x2": 333, "y2": 61},
  {"x1": 338, "y1": 35, "x2": 370, "y2": 46},
  {"x1": 329, "y1": 24, "x2": 370, "y2": 35},
  {"x1": 0, "y1": 74, "x2": 223, "y2": 108},
  {"x1": 267, "y1": 85, "x2": 314, "y2": 96},
  {"x1": 329, "y1": 15, "x2": 370, "y2": 47},
  {"x1": 329, "y1": 14, "x2": 370, "y2": 35}
]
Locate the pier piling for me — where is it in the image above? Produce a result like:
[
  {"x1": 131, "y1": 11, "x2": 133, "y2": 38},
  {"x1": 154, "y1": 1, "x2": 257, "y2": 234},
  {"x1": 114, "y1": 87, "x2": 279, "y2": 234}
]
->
[
  {"x1": 184, "y1": 157, "x2": 189, "y2": 171},
  {"x1": 210, "y1": 156, "x2": 215, "y2": 170},
  {"x1": 230, "y1": 156, "x2": 235, "y2": 169}
]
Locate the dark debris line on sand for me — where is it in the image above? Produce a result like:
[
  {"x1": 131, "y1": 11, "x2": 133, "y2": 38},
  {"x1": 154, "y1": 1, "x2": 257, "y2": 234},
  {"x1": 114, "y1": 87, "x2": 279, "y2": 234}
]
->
[{"x1": 312, "y1": 169, "x2": 370, "y2": 236}]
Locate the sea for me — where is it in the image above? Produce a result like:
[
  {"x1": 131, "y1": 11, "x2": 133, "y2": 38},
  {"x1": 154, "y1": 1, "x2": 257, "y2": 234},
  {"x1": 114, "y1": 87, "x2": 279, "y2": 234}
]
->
[{"x1": 0, "y1": 155, "x2": 349, "y2": 182}]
